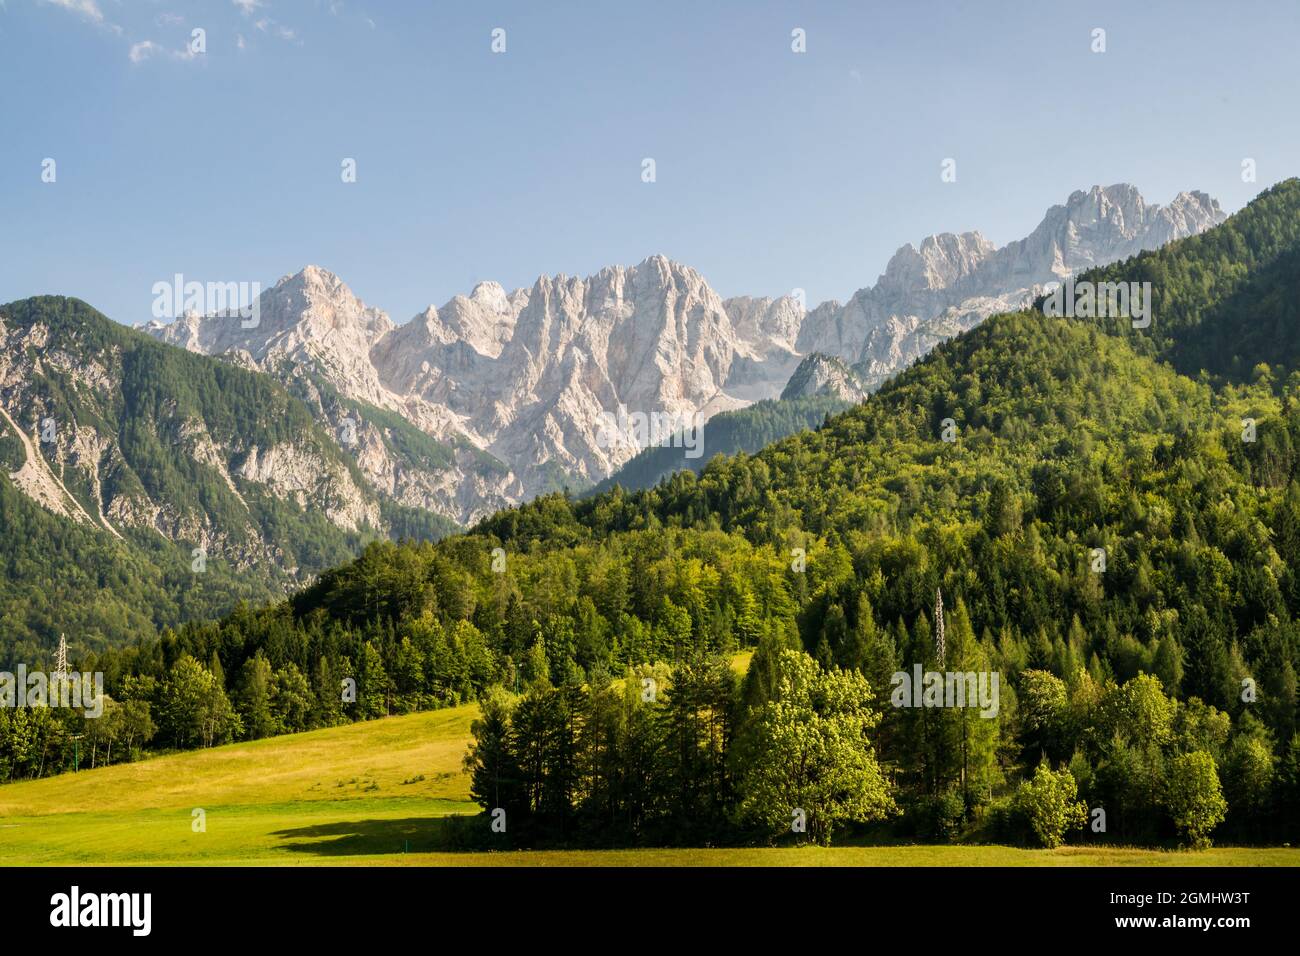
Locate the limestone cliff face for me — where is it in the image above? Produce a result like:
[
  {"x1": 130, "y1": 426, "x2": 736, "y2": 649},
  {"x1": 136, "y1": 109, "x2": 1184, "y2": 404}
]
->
[
  {"x1": 781, "y1": 353, "x2": 868, "y2": 403},
  {"x1": 149, "y1": 256, "x2": 751, "y2": 511}
]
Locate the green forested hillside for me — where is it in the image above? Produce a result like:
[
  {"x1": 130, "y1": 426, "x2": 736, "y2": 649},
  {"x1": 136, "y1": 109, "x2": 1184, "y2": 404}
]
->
[
  {"x1": 0, "y1": 476, "x2": 278, "y2": 671},
  {"x1": 0, "y1": 296, "x2": 454, "y2": 667},
  {"x1": 8, "y1": 183, "x2": 1300, "y2": 851},
  {"x1": 1066, "y1": 177, "x2": 1300, "y2": 380}
]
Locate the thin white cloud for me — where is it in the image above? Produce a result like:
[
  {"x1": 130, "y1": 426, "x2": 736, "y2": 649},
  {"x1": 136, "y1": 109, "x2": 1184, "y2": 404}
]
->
[
  {"x1": 43, "y1": 0, "x2": 104, "y2": 24},
  {"x1": 42, "y1": 0, "x2": 206, "y2": 63},
  {"x1": 41, "y1": 0, "x2": 123, "y2": 42},
  {"x1": 254, "y1": 16, "x2": 301, "y2": 44},
  {"x1": 45, "y1": 0, "x2": 294, "y2": 61},
  {"x1": 129, "y1": 39, "x2": 199, "y2": 65},
  {"x1": 128, "y1": 39, "x2": 158, "y2": 62}
]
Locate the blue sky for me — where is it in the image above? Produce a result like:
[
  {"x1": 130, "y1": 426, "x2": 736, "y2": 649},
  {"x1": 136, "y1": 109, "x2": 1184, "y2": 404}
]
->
[{"x1": 1, "y1": 0, "x2": 1296, "y2": 326}]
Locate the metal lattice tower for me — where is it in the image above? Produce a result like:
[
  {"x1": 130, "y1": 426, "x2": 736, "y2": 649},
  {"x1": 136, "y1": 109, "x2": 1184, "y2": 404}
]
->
[
  {"x1": 934, "y1": 588, "x2": 946, "y2": 667},
  {"x1": 53, "y1": 634, "x2": 68, "y2": 680}
]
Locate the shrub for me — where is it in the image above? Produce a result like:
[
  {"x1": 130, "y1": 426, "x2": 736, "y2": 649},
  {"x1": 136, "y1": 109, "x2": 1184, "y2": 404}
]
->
[{"x1": 1012, "y1": 763, "x2": 1088, "y2": 848}]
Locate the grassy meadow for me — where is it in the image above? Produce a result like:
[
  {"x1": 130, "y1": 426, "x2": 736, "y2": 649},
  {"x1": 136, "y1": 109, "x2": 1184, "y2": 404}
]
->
[{"x1": 1, "y1": 694, "x2": 1295, "y2": 866}]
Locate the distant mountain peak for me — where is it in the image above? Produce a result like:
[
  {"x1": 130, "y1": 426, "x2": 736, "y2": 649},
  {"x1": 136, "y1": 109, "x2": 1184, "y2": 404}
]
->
[
  {"x1": 276, "y1": 263, "x2": 345, "y2": 292},
  {"x1": 781, "y1": 352, "x2": 867, "y2": 403},
  {"x1": 794, "y1": 183, "x2": 1225, "y2": 379}
]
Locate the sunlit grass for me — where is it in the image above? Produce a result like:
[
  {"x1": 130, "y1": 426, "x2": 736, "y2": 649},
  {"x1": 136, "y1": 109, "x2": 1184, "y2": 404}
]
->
[{"x1": 2, "y1": 701, "x2": 1295, "y2": 866}]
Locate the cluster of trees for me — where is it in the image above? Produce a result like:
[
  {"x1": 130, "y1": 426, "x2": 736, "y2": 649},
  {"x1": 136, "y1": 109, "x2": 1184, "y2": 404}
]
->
[
  {"x1": 462, "y1": 590, "x2": 1298, "y2": 849},
  {"x1": 464, "y1": 648, "x2": 893, "y2": 846},
  {"x1": 1, "y1": 526, "x2": 797, "y2": 780}
]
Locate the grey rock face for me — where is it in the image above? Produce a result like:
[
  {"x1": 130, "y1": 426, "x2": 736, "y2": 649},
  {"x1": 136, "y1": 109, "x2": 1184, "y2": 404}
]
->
[{"x1": 781, "y1": 353, "x2": 868, "y2": 403}]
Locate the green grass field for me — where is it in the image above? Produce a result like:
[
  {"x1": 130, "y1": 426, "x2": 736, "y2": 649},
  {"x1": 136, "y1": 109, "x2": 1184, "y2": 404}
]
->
[{"x1": 1, "y1": 664, "x2": 1295, "y2": 866}]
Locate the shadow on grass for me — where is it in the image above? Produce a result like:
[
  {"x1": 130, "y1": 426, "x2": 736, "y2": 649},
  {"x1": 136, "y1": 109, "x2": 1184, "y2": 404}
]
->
[
  {"x1": 271, "y1": 815, "x2": 495, "y2": 856},
  {"x1": 271, "y1": 815, "x2": 735, "y2": 857}
]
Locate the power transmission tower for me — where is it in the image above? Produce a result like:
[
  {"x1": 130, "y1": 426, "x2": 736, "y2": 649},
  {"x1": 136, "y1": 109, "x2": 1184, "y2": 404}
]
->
[
  {"x1": 53, "y1": 634, "x2": 68, "y2": 680},
  {"x1": 934, "y1": 588, "x2": 946, "y2": 667}
]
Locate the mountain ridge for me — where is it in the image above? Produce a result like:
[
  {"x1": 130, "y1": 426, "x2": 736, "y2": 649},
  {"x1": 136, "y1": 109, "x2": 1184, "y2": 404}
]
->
[
  {"x1": 144, "y1": 185, "x2": 1224, "y2": 518},
  {"x1": 0, "y1": 294, "x2": 458, "y2": 665}
]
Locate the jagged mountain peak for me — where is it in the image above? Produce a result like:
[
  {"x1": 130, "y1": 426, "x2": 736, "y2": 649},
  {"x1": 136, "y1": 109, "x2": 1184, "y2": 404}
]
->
[
  {"x1": 1066, "y1": 182, "x2": 1140, "y2": 205},
  {"x1": 1173, "y1": 188, "x2": 1221, "y2": 210},
  {"x1": 1027, "y1": 184, "x2": 1225, "y2": 275},
  {"x1": 465, "y1": 280, "x2": 511, "y2": 310},
  {"x1": 723, "y1": 294, "x2": 806, "y2": 357},
  {"x1": 880, "y1": 231, "x2": 997, "y2": 295},
  {"x1": 407, "y1": 280, "x2": 525, "y2": 359},
  {"x1": 266, "y1": 265, "x2": 394, "y2": 338},
  {"x1": 631, "y1": 252, "x2": 690, "y2": 275},
  {"x1": 793, "y1": 182, "x2": 1225, "y2": 386},
  {"x1": 780, "y1": 352, "x2": 868, "y2": 403},
  {"x1": 276, "y1": 262, "x2": 342, "y2": 288},
  {"x1": 532, "y1": 254, "x2": 712, "y2": 292}
]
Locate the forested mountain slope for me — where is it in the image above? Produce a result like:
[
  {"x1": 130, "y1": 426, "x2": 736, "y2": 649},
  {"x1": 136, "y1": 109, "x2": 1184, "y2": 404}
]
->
[
  {"x1": 1072, "y1": 177, "x2": 1300, "y2": 379},
  {"x1": 0, "y1": 296, "x2": 455, "y2": 666}
]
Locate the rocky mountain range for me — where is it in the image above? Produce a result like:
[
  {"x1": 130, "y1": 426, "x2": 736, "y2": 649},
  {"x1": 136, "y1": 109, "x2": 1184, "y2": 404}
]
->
[
  {"x1": 0, "y1": 183, "x2": 1230, "y2": 658},
  {"x1": 139, "y1": 184, "x2": 1224, "y2": 524},
  {"x1": 792, "y1": 184, "x2": 1226, "y2": 389},
  {"x1": 0, "y1": 292, "x2": 471, "y2": 662}
]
